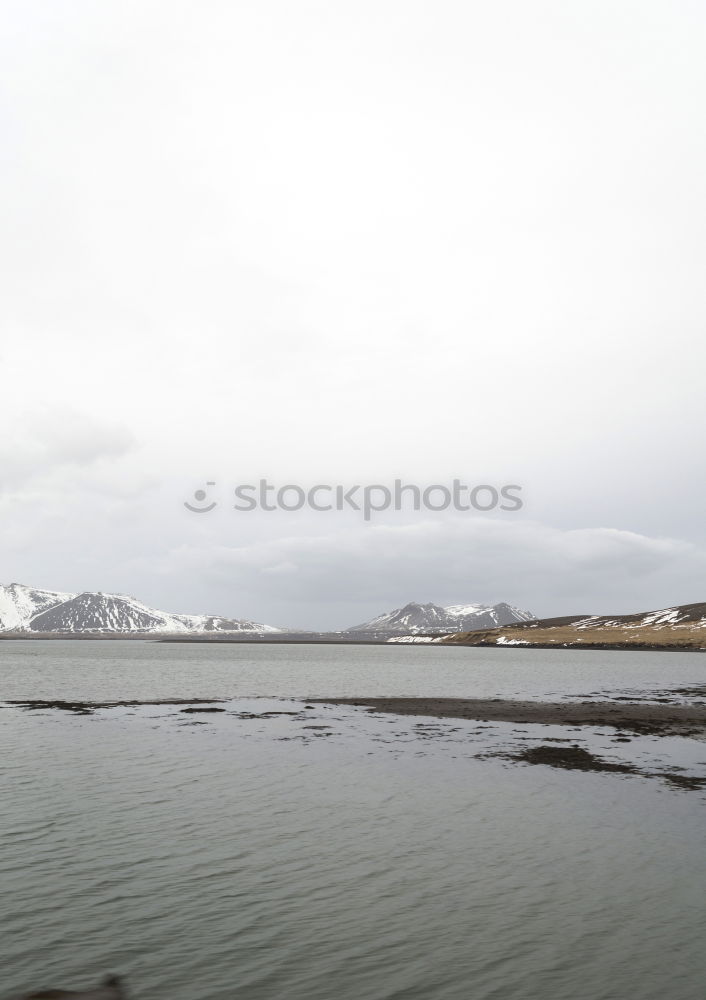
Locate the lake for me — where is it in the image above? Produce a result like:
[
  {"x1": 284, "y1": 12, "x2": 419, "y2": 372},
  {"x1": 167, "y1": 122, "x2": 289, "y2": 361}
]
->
[{"x1": 1, "y1": 641, "x2": 705, "y2": 1000}]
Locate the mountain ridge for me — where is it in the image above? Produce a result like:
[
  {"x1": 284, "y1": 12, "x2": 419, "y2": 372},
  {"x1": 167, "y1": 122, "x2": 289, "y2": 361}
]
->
[
  {"x1": 441, "y1": 601, "x2": 706, "y2": 649},
  {"x1": 347, "y1": 600, "x2": 535, "y2": 634},
  {"x1": 0, "y1": 583, "x2": 280, "y2": 634}
]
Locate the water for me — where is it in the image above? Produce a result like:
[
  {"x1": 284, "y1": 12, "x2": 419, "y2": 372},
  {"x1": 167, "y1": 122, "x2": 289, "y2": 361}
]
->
[
  {"x1": 2, "y1": 638, "x2": 706, "y2": 702},
  {"x1": 1, "y1": 641, "x2": 705, "y2": 1000}
]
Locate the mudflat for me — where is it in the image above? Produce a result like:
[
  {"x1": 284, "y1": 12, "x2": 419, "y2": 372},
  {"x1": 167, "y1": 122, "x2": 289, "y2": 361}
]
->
[{"x1": 310, "y1": 694, "x2": 706, "y2": 739}]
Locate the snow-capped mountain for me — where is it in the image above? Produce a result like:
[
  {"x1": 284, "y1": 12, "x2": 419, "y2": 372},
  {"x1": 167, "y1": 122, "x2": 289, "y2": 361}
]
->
[
  {"x1": 0, "y1": 583, "x2": 73, "y2": 632},
  {"x1": 347, "y1": 601, "x2": 535, "y2": 634},
  {"x1": 0, "y1": 583, "x2": 280, "y2": 634}
]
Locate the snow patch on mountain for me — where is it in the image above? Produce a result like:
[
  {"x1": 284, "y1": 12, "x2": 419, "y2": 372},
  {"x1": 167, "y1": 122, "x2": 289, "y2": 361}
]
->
[{"x1": 386, "y1": 635, "x2": 444, "y2": 644}]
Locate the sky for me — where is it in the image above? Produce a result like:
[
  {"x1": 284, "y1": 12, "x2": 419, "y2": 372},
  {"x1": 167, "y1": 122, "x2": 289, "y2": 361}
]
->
[{"x1": 1, "y1": 0, "x2": 705, "y2": 629}]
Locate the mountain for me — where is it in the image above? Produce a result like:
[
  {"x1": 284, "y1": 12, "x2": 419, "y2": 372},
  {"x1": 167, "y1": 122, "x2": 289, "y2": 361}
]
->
[
  {"x1": 442, "y1": 602, "x2": 706, "y2": 650},
  {"x1": 0, "y1": 583, "x2": 73, "y2": 631},
  {"x1": 518, "y1": 603, "x2": 706, "y2": 630},
  {"x1": 0, "y1": 583, "x2": 280, "y2": 635},
  {"x1": 347, "y1": 601, "x2": 535, "y2": 634}
]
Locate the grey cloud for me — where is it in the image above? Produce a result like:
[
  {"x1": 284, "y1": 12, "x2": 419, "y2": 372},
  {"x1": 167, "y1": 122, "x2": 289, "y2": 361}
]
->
[
  {"x1": 163, "y1": 519, "x2": 704, "y2": 629},
  {"x1": 26, "y1": 408, "x2": 135, "y2": 466},
  {"x1": 1, "y1": 408, "x2": 136, "y2": 492}
]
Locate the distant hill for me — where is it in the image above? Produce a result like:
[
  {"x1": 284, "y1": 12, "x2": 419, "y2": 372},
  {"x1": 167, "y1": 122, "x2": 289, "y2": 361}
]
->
[
  {"x1": 0, "y1": 583, "x2": 280, "y2": 635},
  {"x1": 442, "y1": 602, "x2": 706, "y2": 650},
  {"x1": 347, "y1": 601, "x2": 535, "y2": 635}
]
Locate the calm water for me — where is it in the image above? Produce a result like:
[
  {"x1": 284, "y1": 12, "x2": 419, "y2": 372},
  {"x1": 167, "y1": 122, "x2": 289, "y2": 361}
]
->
[{"x1": 1, "y1": 641, "x2": 705, "y2": 1000}]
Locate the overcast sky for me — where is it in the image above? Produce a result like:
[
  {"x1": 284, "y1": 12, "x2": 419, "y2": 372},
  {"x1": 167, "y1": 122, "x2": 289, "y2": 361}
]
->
[{"x1": 2, "y1": 0, "x2": 705, "y2": 628}]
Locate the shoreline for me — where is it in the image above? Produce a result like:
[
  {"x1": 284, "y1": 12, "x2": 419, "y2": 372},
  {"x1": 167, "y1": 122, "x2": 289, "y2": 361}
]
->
[{"x1": 0, "y1": 633, "x2": 704, "y2": 651}]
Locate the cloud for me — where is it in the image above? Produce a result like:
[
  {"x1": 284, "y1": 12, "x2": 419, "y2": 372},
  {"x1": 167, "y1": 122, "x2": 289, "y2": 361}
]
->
[
  {"x1": 1, "y1": 3, "x2": 704, "y2": 625},
  {"x1": 0, "y1": 407, "x2": 136, "y2": 493},
  {"x1": 161, "y1": 517, "x2": 704, "y2": 627},
  {"x1": 25, "y1": 408, "x2": 135, "y2": 466}
]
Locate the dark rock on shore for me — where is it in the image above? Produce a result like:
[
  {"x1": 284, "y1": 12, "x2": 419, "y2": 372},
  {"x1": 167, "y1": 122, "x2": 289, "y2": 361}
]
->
[
  {"x1": 180, "y1": 706, "x2": 226, "y2": 713},
  {"x1": 6, "y1": 698, "x2": 228, "y2": 714}
]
